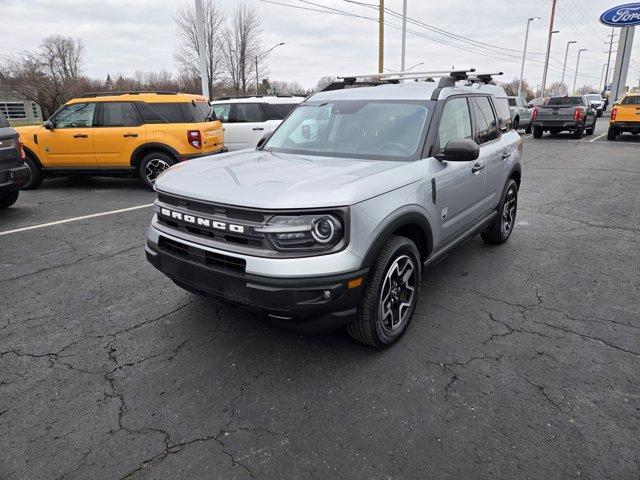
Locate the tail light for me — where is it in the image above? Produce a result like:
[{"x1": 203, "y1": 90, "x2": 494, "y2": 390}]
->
[
  {"x1": 18, "y1": 136, "x2": 26, "y2": 160},
  {"x1": 611, "y1": 107, "x2": 617, "y2": 121},
  {"x1": 573, "y1": 107, "x2": 583, "y2": 121},
  {"x1": 531, "y1": 106, "x2": 538, "y2": 121},
  {"x1": 187, "y1": 130, "x2": 202, "y2": 149}
]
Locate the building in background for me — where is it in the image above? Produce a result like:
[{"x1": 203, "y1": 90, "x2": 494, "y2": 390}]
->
[{"x1": 0, "y1": 84, "x2": 43, "y2": 123}]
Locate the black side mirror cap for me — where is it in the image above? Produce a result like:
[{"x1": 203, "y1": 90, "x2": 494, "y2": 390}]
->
[
  {"x1": 437, "y1": 138, "x2": 480, "y2": 162},
  {"x1": 256, "y1": 133, "x2": 270, "y2": 149},
  {"x1": 44, "y1": 121, "x2": 53, "y2": 130}
]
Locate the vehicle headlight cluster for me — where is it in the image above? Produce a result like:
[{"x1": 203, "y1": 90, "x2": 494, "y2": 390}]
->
[{"x1": 257, "y1": 213, "x2": 344, "y2": 251}]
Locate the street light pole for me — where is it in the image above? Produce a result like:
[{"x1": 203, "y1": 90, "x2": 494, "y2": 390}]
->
[
  {"x1": 573, "y1": 49, "x2": 587, "y2": 94},
  {"x1": 603, "y1": 29, "x2": 617, "y2": 93},
  {"x1": 518, "y1": 17, "x2": 540, "y2": 97},
  {"x1": 561, "y1": 41, "x2": 577, "y2": 86},
  {"x1": 194, "y1": 0, "x2": 209, "y2": 99},
  {"x1": 541, "y1": 0, "x2": 558, "y2": 97},
  {"x1": 254, "y1": 42, "x2": 285, "y2": 94},
  {"x1": 378, "y1": 0, "x2": 384, "y2": 73},
  {"x1": 400, "y1": 0, "x2": 407, "y2": 72}
]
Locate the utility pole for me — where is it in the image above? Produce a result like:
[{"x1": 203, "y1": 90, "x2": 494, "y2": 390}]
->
[
  {"x1": 561, "y1": 41, "x2": 577, "y2": 86},
  {"x1": 573, "y1": 49, "x2": 587, "y2": 94},
  {"x1": 600, "y1": 63, "x2": 607, "y2": 91},
  {"x1": 400, "y1": 0, "x2": 407, "y2": 72},
  {"x1": 194, "y1": 0, "x2": 209, "y2": 100},
  {"x1": 518, "y1": 17, "x2": 540, "y2": 97},
  {"x1": 255, "y1": 56, "x2": 259, "y2": 94},
  {"x1": 603, "y1": 29, "x2": 617, "y2": 94},
  {"x1": 378, "y1": 0, "x2": 384, "y2": 73},
  {"x1": 541, "y1": 0, "x2": 557, "y2": 96}
]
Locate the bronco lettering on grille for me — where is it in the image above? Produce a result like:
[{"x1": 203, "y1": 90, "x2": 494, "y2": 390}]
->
[{"x1": 160, "y1": 207, "x2": 245, "y2": 233}]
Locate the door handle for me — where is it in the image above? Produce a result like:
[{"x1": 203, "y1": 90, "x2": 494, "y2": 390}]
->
[
  {"x1": 472, "y1": 163, "x2": 485, "y2": 174},
  {"x1": 73, "y1": 134, "x2": 88, "y2": 138},
  {"x1": 123, "y1": 133, "x2": 138, "y2": 138},
  {"x1": 501, "y1": 151, "x2": 510, "y2": 160},
  {"x1": 252, "y1": 127, "x2": 264, "y2": 131}
]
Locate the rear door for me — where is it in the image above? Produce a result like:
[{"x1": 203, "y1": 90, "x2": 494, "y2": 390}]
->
[
  {"x1": 227, "y1": 103, "x2": 268, "y2": 150},
  {"x1": 0, "y1": 112, "x2": 22, "y2": 172},
  {"x1": 37, "y1": 102, "x2": 97, "y2": 167},
  {"x1": 93, "y1": 101, "x2": 146, "y2": 167},
  {"x1": 431, "y1": 96, "x2": 487, "y2": 241},
  {"x1": 211, "y1": 103, "x2": 234, "y2": 149}
]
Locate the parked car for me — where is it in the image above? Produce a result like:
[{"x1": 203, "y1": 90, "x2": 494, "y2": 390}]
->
[
  {"x1": 585, "y1": 94, "x2": 605, "y2": 117},
  {"x1": 15, "y1": 91, "x2": 224, "y2": 189},
  {"x1": 531, "y1": 96, "x2": 598, "y2": 139},
  {"x1": 607, "y1": 93, "x2": 640, "y2": 140},
  {"x1": 508, "y1": 96, "x2": 532, "y2": 133},
  {"x1": 0, "y1": 111, "x2": 29, "y2": 208},
  {"x1": 146, "y1": 70, "x2": 522, "y2": 348},
  {"x1": 210, "y1": 96, "x2": 304, "y2": 151}
]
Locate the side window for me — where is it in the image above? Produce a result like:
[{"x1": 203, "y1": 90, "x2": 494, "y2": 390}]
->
[
  {"x1": 264, "y1": 103, "x2": 299, "y2": 120},
  {"x1": 135, "y1": 103, "x2": 185, "y2": 124},
  {"x1": 212, "y1": 104, "x2": 231, "y2": 123},
  {"x1": 435, "y1": 97, "x2": 472, "y2": 155},
  {"x1": 100, "y1": 102, "x2": 141, "y2": 127},
  {"x1": 492, "y1": 97, "x2": 512, "y2": 132},
  {"x1": 231, "y1": 103, "x2": 265, "y2": 123},
  {"x1": 54, "y1": 103, "x2": 96, "y2": 128},
  {"x1": 471, "y1": 96, "x2": 500, "y2": 144},
  {"x1": 0, "y1": 112, "x2": 9, "y2": 128}
]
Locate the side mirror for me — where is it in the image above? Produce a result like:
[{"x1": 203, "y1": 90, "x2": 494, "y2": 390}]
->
[
  {"x1": 437, "y1": 138, "x2": 480, "y2": 162},
  {"x1": 256, "y1": 133, "x2": 270, "y2": 149},
  {"x1": 44, "y1": 120, "x2": 54, "y2": 130}
]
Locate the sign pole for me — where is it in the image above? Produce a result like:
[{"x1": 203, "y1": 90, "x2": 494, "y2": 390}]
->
[{"x1": 610, "y1": 26, "x2": 635, "y2": 103}]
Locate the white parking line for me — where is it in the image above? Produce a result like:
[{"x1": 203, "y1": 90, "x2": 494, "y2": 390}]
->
[
  {"x1": 589, "y1": 133, "x2": 607, "y2": 142},
  {"x1": 0, "y1": 203, "x2": 153, "y2": 237},
  {"x1": 520, "y1": 134, "x2": 533, "y2": 139}
]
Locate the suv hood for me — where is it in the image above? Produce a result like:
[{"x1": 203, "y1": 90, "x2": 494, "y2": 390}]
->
[{"x1": 155, "y1": 149, "x2": 424, "y2": 209}]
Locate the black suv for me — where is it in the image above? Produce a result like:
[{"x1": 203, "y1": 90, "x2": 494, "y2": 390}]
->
[{"x1": 0, "y1": 112, "x2": 29, "y2": 208}]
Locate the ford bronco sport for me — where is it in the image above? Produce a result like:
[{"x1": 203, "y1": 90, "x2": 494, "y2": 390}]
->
[
  {"x1": 146, "y1": 69, "x2": 523, "y2": 347},
  {"x1": 15, "y1": 91, "x2": 224, "y2": 189}
]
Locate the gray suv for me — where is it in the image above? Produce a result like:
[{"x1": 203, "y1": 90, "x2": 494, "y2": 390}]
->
[
  {"x1": 0, "y1": 112, "x2": 29, "y2": 208},
  {"x1": 146, "y1": 70, "x2": 523, "y2": 347}
]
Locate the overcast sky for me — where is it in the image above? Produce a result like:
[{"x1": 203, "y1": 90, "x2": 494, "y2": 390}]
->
[{"x1": 2, "y1": 0, "x2": 639, "y2": 91}]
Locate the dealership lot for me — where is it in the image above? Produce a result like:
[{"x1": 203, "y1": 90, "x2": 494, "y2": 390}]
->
[{"x1": 1, "y1": 119, "x2": 639, "y2": 479}]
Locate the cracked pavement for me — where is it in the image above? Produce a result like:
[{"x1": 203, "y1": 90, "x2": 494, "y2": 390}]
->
[{"x1": 1, "y1": 121, "x2": 639, "y2": 479}]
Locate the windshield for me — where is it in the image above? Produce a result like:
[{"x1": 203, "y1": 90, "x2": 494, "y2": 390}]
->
[
  {"x1": 621, "y1": 96, "x2": 640, "y2": 105},
  {"x1": 587, "y1": 95, "x2": 602, "y2": 101},
  {"x1": 264, "y1": 100, "x2": 431, "y2": 160},
  {"x1": 547, "y1": 97, "x2": 583, "y2": 106}
]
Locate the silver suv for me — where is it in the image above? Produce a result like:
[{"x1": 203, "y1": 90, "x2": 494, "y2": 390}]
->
[{"x1": 146, "y1": 70, "x2": 523, "y2": 348}]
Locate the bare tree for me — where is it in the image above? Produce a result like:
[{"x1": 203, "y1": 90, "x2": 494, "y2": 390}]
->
[
  {"x1": 576, "y1": 84, "x2": 598, "y2": 95},
  {"x1": 173, "y1": 0, "x2": 225, "y2": 99},
  {"x1": 546, "y1": 82, "x2": 569, "y2": 96},
  {"x1": 501, "y1": 77, "x2": 534, "y2": 101},
  {"x1": 41, "y1": 35, "x2": 83, "y2": 83},
  {"x1": 315, "y1": 76, "x2": 337, "y2": 92},
  {"x1": 221, "y1": 2, "x2": 261, "y2": 94}
]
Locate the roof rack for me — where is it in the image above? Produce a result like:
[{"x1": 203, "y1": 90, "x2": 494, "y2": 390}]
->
[
  {"x1": 322, "y1": 69, "x2": 476, "y2": 92},
  {"x1": 466, "y1": 72, "x2": 504, "y2": 84},
  {"x1": 80, "y1": 91, "x2": 179, "y2": 98},
  {"x1": 215, "y1": 94, "x2": 305, "y2": 100}
]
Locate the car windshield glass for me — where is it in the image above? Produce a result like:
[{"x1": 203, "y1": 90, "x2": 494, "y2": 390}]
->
[
  {"x1": 508, "y1": 98, "x2": 517, "y2": 107},
  {"x1": 264, "y1": 100, "x2": 431, "y2": 160},
  {"x1": 587, "y1": 95, "x2": 601, "y2": 101},
  {"x1": 547, "y1": 97, "x2": 583, "y2": 106},
  {"x1": 621, "y1": 96, "x2": 640, "y2": 105}
]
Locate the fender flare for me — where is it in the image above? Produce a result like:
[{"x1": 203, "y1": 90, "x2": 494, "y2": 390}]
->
[
  {"x1": 22, "y1": 146, "x2": 43, "y2": 168},
  {"x1": 130, "y1": 143, "x2": 180, "y2": 167},
  {"x1": 361, "y1": 208, "x2": 434, "y2": 269},
  {"x1": 508, "y1": 163, "x2": 522, "y2": 187}
]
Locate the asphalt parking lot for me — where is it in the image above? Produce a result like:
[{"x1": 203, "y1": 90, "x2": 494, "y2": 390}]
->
[{"x1": 1, "y1": 118, "x2": 639, "y2": 480}]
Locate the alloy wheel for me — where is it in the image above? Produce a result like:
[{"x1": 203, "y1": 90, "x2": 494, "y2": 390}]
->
[
  {"x1": 378, "y1": 255, "x2": 417, "y2": 334},
  {"x1": 501, "y1": 187, "x2": 517, "y2": 236},
  {"x1": 145, "y1": 158, "x2": 171, "y2": 183}
]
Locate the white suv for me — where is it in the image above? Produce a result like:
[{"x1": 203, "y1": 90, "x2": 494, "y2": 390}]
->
[{"x1": 211, "y1": 96, "x2": 304, "y2": 151}]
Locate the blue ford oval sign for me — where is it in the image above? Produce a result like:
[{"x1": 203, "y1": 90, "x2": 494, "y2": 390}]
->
[{"x1": 600, "y1": 3, "x2": 640, "y2": 27}]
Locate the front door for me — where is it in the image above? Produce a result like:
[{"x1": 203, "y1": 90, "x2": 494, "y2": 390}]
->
[
  {"x1": 93, "y1": 102, "x2": 146, "y2": 167},
  {"x1": 38, "y1": 102, "x2": 97, "y2": 168},
  {"x1": 430, "y1": 96, "x2": 487, "y2": 242}
]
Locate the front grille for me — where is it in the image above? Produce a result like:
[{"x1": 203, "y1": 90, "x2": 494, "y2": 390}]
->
[
  {"x1": 159, "y1": 236, "x2": 246, "y2": 274},
  {"x1": 157, "y1": 192, "x2": 265, "y2": 222}
]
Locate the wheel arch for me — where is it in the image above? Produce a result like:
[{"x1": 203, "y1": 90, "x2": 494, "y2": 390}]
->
[
  {"x1": 22, "y1": 146, "x2": 43, "y2": 168},
  {"x1": 361, "y1": 211, "x2": 433, "y2": 269},
  {"x1": 130, "y1": 143, "x2": 180, "y2": 168},
  {"x1": 509, "y1": 164, "x2": 522, "y2": 189}
]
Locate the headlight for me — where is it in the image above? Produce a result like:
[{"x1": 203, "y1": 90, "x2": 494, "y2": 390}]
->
[{"x1": 256, "y1": 213, "x2": 344, "y2": 251}]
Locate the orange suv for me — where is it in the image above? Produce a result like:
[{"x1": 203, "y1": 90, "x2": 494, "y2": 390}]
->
[{"x1": 15, "y1": 91, "x2": 224, "y2": 189}]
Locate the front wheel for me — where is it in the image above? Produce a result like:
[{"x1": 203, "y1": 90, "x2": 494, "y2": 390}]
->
[
  {"x1": 138, "y1": 151, "x2": 176, "y2": 189},
  {"x1": 533, "y1": 126, "x2": 543, "y2": 138},
  {"x1": 513, "y1": 117, "x2": 519, "y2": 131},
  {"x1": 525, "y1": 124, "x2": 531, "y2": 134},
  {"x1": 586, "y1": 120, "x2": 596, "y2": 135},
  {"x1": 0, "y1": 189, "x2": 19, "y2": 209},
  {"x1": 481, "y1": 179, "x2": 518, "y2": 245},
  {"x1": 347, "y1": 236, "x2": 421, "y2": 348}
]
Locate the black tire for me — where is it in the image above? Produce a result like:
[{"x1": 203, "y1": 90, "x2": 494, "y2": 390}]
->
[
  {"x1": 513, "y1": 117, "x2": 519, "y2": 131},
  {"x1": 138, "y1": 151, "x2": 176, "y2": 189},
  {"x1": 347, "y1": 235, "x2": 421, "y2": 348},
  {"x1": 586, "y1": 120, "x2": 596, "y2": 136},
  {"x1": 573, "y1": 125, "x2": 583, "y2": 139},
  {"x1": 21, "y1": 154, "x2": 43, "y2": 190},
  {"x1": 532, "y1": 126, "x2": 543, "y2": 138},
  {"x1": 0, "y1": 189, "x2": 19, "y2": 209},
  {"x1": 525, "y1": 124, "x2": 531, "y2": 134},
  {"x1": 607, "y1": 127, "x2": 618, "y2": 141},
  {"x1": 481, "y1": 179, "x2": 518, "y2": 245}
]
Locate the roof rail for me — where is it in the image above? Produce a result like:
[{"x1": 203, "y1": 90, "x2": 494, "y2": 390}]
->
[
  {"x1": 215, "y1": 94, "x2": 306, "y2": 100},
  {"x1": 337, "y1": 69, "x2": 474, "y2": 81},
  {"x1": 322, "y1": 69, "x2": 476, "y2": 92},
  {"x1": 467, "y1": 72, "x2": 504, "y2": 84},
  {"x1": 80, "y1": 91, "x2": 179, "y2": 98}
]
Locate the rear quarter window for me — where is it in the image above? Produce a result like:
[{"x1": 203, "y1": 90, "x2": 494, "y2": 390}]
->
[
  {"x1": 137, "y1": 102, "x2": 187, "y2": 123},
  {"x1": 492, "y1": 97, "x2": 512, "y2": 131},
  {"x1": 264, "y1": 103, "x2": 299, "y2": 120}
]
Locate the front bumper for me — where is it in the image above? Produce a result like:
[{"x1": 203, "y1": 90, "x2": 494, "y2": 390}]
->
[
  {"x1": 0, "y1": 163, "x2": 29, "y2": 193},
  {"x1": 145, "y1": 235, "x2": 368, "y2": 333}
]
